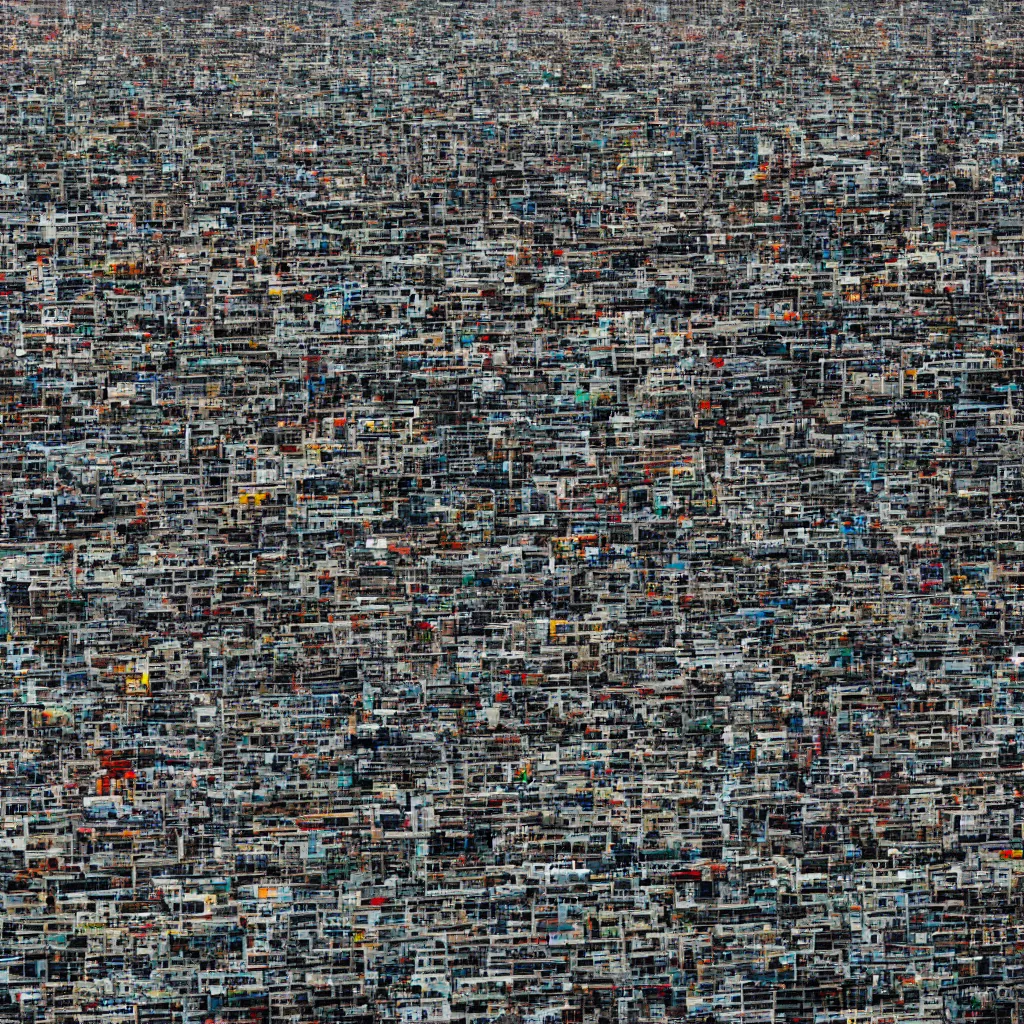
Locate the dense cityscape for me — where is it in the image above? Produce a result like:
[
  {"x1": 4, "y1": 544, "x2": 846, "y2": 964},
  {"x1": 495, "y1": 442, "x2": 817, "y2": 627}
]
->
[{"x1": 4, "y1": 0, "x2": 1024, "y2": 1021}]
